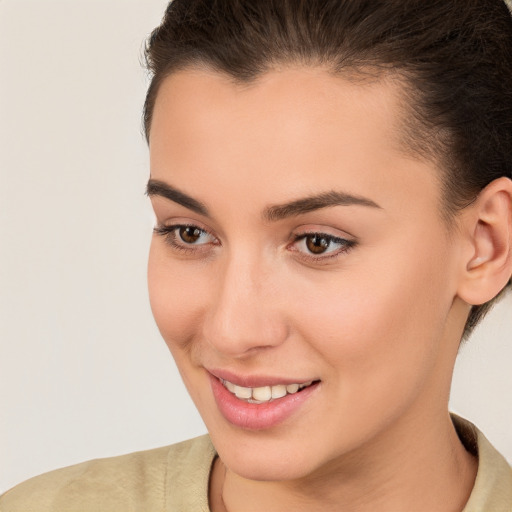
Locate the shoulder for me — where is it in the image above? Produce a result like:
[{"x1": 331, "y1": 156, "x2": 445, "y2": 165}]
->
[{"x1": 0, "y1": 435, "x2": 215, "y2": 512}]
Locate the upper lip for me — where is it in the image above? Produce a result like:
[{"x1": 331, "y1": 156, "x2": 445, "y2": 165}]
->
[{"x1": 207, "y1": 368, "x2": 318, "y2": 388}]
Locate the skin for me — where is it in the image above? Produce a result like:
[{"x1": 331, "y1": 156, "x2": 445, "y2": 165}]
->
[{"x1": 147, "y1": 66, "x2": 481, "y2": 511}]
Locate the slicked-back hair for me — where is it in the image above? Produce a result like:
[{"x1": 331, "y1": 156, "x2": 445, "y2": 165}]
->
[{"x1": 143, "y1": 0, "x2": 512, "y2": 340}]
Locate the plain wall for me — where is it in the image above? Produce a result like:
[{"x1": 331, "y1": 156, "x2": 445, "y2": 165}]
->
[{"x1": 1, "y1": 0, "x2": 511, "y2": 494}]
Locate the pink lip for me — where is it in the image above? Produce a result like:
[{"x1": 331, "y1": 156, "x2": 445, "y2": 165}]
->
[
  {"x1": 207, "y1": 368, "x2": 315, "y2": 388},
  {"x1": 208, "y1": 372, "x2": 320, "y2": 430}
]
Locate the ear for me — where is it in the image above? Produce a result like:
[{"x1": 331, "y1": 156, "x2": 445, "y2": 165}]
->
[{"x1": 456, "y1": 177, "x2": 512, "y2": 306}]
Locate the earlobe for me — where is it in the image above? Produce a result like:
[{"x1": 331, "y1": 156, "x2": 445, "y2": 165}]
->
[{"x1": 457, "y1": 177, "x2": 512, "y2": 306}]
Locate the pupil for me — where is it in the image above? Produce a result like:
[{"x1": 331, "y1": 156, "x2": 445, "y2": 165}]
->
[
  {"x1": 180, "y1": 226, "x2": 201, "y2": 243},
  {"x1": 306, "y1": 235, "x2": 329, "y2": 254}
]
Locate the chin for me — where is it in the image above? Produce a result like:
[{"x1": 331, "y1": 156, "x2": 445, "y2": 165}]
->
[
  {"x1": 225, "y1": 454, "x2": 312, "y2": 482},
  {"x1": 210, "y1": 428, "x2": 323, "y2": 482}
]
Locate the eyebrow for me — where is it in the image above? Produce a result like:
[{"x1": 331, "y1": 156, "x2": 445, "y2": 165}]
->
[
  {"x1": 146, "y1": 178, "x2": 381, "y2": 222},
  {"x1": 146, "y1": 179, "x2": 209, "y2": 216},
  {"x1": 264, "y1": 190, "x2": 381, "y2": 221}
]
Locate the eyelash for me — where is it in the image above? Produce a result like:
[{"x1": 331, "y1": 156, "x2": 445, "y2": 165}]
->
[
  {"x1": 153, "y1": 224, "x2": 218, "y2": 256},
  {"x1": 153, "y1": 224, "x2": 356, "y2": 263},
  {"x1": 290, "y1": 232, "x2": 356, "y2": 263}
]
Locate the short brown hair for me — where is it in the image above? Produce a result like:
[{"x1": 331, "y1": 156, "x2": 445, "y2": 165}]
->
[{"x1": 143, "y1": 0, "x2": 512, "y2": 340}]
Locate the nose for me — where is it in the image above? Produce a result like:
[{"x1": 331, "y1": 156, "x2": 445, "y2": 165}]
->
[{"x1": 202, "y1": 249, "x2": 288, "y2": 358}]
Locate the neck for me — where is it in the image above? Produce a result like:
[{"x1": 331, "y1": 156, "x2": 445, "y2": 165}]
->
[{"x1": 210, "y1": 410, "x2": 477, "y2": 512}]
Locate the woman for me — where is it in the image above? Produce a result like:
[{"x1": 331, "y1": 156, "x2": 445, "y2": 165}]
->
[{"x1": 2, "y1": 0, "x2": 511, "y2": 510}]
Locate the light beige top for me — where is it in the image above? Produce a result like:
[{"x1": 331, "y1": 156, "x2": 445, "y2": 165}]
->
[{"x1": 1, "y1": 415, "x2": 511, "y2": 512}]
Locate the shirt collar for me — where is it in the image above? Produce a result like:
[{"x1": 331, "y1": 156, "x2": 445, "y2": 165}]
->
[{"x1": 452, "y1": 414, "x2": 512, "y2": 511}]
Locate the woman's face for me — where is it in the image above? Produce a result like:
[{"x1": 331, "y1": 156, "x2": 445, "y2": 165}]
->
[{"x1": 147, "y1": 66, "x2": 468, "y2": 481}]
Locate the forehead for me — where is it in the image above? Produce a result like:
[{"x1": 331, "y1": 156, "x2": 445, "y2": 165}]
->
[
  {"x1": 149, "y1": 66, "x2": 443, "y2": 220},
  {"x1": 151, "y1": 66, "x2": 403, "y2": 151}
]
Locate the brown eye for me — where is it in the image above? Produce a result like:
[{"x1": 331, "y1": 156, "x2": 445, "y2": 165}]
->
[
  {"x1": 153, "y1": 223, "x2": 217, "y2": 253},
  {"x1": 179, "y1": 226, "x2": 203, "y2": 244},
  {"x1": 291, "y1": 231, "x2": 356, "y2": 262},
  {"x1": 305, "y1": 235, "x2": 330, "y2": 254}
]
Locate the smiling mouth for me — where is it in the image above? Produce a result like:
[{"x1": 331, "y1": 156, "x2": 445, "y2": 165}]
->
[{"x1": 220, "y1": 378, "x2": 318, "y2": 404}]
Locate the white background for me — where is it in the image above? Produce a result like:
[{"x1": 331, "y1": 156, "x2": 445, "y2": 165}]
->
[{"x1": 1, "y1": 0, "x2": 511, "y2": 494}]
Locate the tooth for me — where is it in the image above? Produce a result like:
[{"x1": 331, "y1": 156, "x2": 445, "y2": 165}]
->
[
  {"x1": 234, "y1": 385, "x2": 252, "y2": 399},
  {"x1": 252, "y1": 386, "x2": 272, "y2": 401},
  {"x1": 286, "y1": 383, "x2": 299, "y2": 394},
  {"x1": 299, "y1": 381, "x2": 313, "y2": 389},
  {"x1": 225, "y1": 380, "x2": 236, "y2": 393},
  {"x1": 271, "y1": 384, "x2": 287, "y2": 399}
]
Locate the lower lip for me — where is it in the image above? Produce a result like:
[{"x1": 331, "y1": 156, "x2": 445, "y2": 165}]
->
[{"x1": 209, "y1": 374, "x2": 320, "y2": 430}]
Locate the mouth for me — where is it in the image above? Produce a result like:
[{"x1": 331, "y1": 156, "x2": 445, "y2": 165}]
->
[
  {"x1": 208, "y1": 371, "x2": 321, "y2": 430},
  {"x1": 220, "y1": 378, "x2": 317, "y2": 404}
]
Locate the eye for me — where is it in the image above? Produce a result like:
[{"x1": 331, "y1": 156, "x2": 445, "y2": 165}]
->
[
  {"x1": 153, "y1": 223, "x2": 218, "y2": 253},
  {"x1": 176, "y1": 226, "x2": 210, "y2": 244},
  {"x1": 291, "y1": 232, "x2": 356, "y2": 262}
]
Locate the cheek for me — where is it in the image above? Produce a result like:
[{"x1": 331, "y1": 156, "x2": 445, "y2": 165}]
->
[
  {"x1": 290, "y1": 280, "x2": 432, "y2": 376},
  {"x1": 147, "y1": 242, "x2": 209, "y2": 353},
  {"x1": 287, "y1": 236, "x2": 455, "y2": 399}
]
